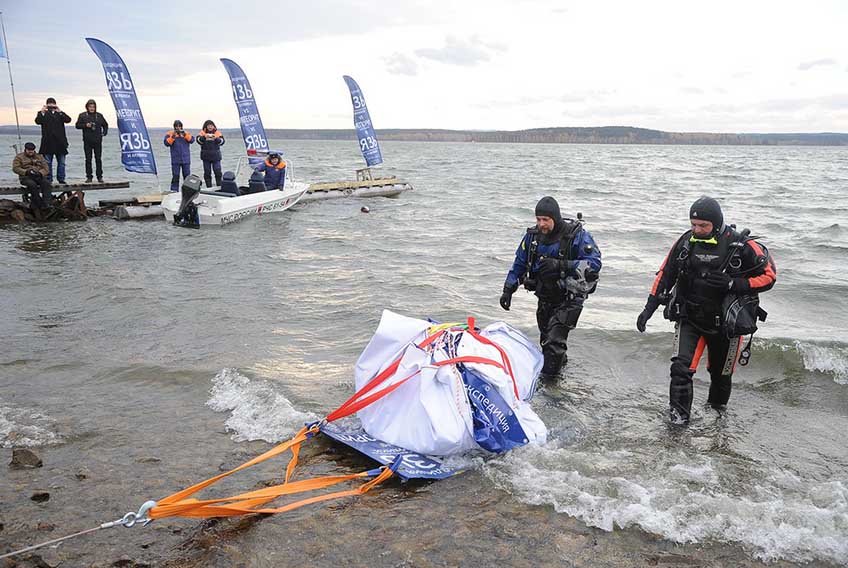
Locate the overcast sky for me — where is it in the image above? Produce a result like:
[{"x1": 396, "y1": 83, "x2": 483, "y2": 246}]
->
[{"x1": 1, "y1": 0, "x2": 846, "y2": 132}]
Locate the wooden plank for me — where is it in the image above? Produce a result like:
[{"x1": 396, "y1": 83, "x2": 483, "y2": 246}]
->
[
  {"x1": 135, "y1": 193, "x2": 166, "y2": 204},
  {"x1": 307, "y1": 177, "x2": 404, "y2": 191},
  {"x1": 0, "y1": 180, "x2": 130, "y2": 195}
]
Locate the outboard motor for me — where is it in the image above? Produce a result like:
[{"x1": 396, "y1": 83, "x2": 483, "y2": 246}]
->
[{"x1": 173, "y1": 174, "x2": 203, "y2": 227}]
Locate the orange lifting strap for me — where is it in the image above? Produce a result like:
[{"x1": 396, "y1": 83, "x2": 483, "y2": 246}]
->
[
  {"x1": 147, "y1": 317, "x2": 509, "y2": 521},
  {"x1": 148, "y1": 425, "x2": 395, "y2": 520}
]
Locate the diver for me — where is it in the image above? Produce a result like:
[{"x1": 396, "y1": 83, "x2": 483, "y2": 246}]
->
[
  {"x1": 500, "y1": 196, "x2": 602, "y2": 380},
  {"x1": 636, "y1": 196, "x2": 777, "y2": 424}
]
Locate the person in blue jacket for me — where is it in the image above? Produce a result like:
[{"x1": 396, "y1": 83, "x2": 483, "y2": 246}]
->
[
  {"x1": 254, "y1": 152, "x2": 286, "y2": 190},
  {"x1": 500, "y1": 196, "x2": 602, "y2": 379},
  {"x1": 196, "y1": 119, "x2": 225, "y2": 187},
  {"x1": 163, "y1": 120, "x2": 194, "y2": 191}
]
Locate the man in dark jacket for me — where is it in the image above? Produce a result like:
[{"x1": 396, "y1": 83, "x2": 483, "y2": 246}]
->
[
  {"x1": 254, "y1": 152, "x2": 286, "y2": 190},
  {"x1": 636, "y1": 196, "x2": 777, "y2": 424},
  {"x1": 34, "y1": 97, "x2": 71, "y2": 184},
  {"x1": 196, "y1": 119, "x2": 225, "y2": 187},
  {"x1": 500, "y1": 196, "x2": 602, "y2": 380},
  {"x1": 12, "y1": 142, "x2": 53, "y2": 210},
  {"x1": 163, "y1": 120, "x2": 193, "y2": 191},
  {"x1": 75, "y1": 99, "x2": 108, "y2": 183}
]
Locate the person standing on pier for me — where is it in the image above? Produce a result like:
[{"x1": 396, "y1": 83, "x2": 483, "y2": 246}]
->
[
  {"x1": 164, "y1": 120, "x2": 193, "y2": 191},
  {"x1": 34, "y1": 97, "x2": 71, "y2": 185},
  {"x1": 75, "y1": 99, "x2": 109, "y2": 183}
]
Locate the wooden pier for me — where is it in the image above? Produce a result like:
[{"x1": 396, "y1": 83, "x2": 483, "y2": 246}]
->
[{"x1": 0, "y1": 180, "x2": 130, "y2": 195}]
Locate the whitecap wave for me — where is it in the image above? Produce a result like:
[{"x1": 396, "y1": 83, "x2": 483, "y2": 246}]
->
[
  {"x1": 207, "y1": 368, "x2": 318, "y2": 443},
  {"x1": 484, "y1": 445, "x2": 848, "y2": 564},
  {"x1": 794, "y1": 341, "x2": 848, "y2": 384},
  {"x1": 0, "y1": 398, "x2": 62, "y2": 448}
]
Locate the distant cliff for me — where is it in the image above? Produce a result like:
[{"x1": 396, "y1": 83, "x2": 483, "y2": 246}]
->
[{"x1": 3, "y1": 125, "x2": 846, "y2": 145}]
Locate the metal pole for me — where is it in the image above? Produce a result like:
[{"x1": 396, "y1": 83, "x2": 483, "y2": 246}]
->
[{"x1": 0, "y1": 12, "x2": 22, "y2": 153}]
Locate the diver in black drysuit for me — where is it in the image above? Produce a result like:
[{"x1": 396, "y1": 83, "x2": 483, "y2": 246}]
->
[
  {"x1": 500, "y1": 196, "x2": 602, "y2": 379},
  {"x1": 636, "y1": 196, "x2": 777, "y2": 423}
]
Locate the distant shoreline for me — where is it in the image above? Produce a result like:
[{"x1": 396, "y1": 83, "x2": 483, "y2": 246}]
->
[{"x1": 3, "y1": 125, "x2": 847, "y2": 146}]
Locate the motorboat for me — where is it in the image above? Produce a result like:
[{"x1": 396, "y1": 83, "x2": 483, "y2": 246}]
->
[{"x1": 161, "y1": 155, "x2": 307, "y2": 227}]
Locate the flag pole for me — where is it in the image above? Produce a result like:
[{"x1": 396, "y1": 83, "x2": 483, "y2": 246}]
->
[{"x1": 0, "y1": 12, "x2": 22, "y2": 153}]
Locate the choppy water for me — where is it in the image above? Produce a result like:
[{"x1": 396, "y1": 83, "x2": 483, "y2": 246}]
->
[{"x1": 1, "y1": 134, "x2": 846, "y2": 566}]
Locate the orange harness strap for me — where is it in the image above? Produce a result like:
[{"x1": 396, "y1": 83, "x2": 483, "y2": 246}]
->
[{"x1": 147, "y1": 422, "x2": 396, "y2": 520}]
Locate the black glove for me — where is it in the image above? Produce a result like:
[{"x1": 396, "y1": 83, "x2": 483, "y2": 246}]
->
[
  {"x1": 636, "y1": 296, "x2": 660, "y2": 333},
  {"x1": 538, "y1": 257, "x2": 563, "y2": 279},
  {"x1": 499, "y1": 284, "x2": 517, "y2": 311},
  {"x1": 704, "y1": 272, "x2": 734, "y2": 291}
]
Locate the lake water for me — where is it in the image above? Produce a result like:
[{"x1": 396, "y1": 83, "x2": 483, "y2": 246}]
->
[{"x1": 1, "y1": 134, "x2": 846, "y2": 566}]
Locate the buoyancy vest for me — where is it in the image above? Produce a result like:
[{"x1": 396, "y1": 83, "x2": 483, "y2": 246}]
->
[
  {"x1": 524, "y1": 220, "x2": 582, "y2": 301},
  {"x1": 670, "y1": 227, "x2": 745, "y2": 331}
]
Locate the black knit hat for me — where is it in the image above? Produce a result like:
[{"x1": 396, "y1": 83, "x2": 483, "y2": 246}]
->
[
  {"x1": 535, "y1": 196, "x2": 562, "y2": 222},
  {"x1": 690, "y1": 196, "x2": 723, "y2": 230},
  {"x1": 24, "y1": 142, "x2": 36, "y2": 150},
  {"x1": 46, "y1": 97, "x2": 56, "y2": 105}
]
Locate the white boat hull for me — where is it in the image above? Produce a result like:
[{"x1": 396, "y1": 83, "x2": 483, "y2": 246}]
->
[
  {"x1": 161, "y1": 182, "x2": 308, "y2": 227},
  {"x1": 301, "y1": 182, "x2": 412, "y2": 202}
]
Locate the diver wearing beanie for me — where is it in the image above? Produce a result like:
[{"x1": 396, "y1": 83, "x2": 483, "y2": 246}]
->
[
  {"x1": 636, "y1": 196, "x2": 777, "y2": 424},
  {"x1": 500, "y1": 196, "x2": 602, "y2": 380}
]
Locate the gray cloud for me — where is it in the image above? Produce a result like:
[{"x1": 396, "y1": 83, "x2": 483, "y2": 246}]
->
[
  {"x1": 414, "y1": 36, "x2": 505, "y2": 67},
  {"x1": 384, "y1": 53, "x2": 419, "y2": 76},
  {"x1": 797, "y1": 58, "x2": 837, "y2": 71}
]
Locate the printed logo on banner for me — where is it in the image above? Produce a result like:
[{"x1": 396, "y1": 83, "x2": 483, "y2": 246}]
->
[
  {"x1": 321, "y1": 422, "x2": 458, "y2": 480},
  {"x1": 462, "y1": 369, "x2": 529, "y2": 453},
  {"x1": 221, "y1": 59, "x2": 270, "y2": 153},
  {"x1": 343, "y1": 76, "x2": 383, "y2": 167},
  {"x1": 85, "y1": 38, "x2": 157, "y2": 175}
]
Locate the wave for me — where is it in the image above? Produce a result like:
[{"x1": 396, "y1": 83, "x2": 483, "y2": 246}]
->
[
  {"x1": 758, "y1": 338, "x2": 848, "y2": 384},
  {"x1": 0, "y1": 398, "x2": 62, "y2": 448},
  {"x1": 485, "y1": 445, "x2": 848, "y2": 564},
  {"x1": 207, "y1": 368, "x2": 318, "y2": 443}
]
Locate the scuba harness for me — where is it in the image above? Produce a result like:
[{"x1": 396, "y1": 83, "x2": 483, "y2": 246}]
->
[
  {"x1": 662, "y1": 226, "x2": 770, "y2": 365},
  {"x1": 523, "y1": 213, "x2": 597, "y2": 300}
]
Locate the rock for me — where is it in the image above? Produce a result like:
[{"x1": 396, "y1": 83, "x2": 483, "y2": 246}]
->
[
  {"x1": 30, "y1": 491, "x2": 50, "y2": 503},
  {"x1": 36, "y1": 522, "x2": 55, "y2": 531},
  {"x1": 135, "y1": 457, "x2": 161, "y2": 464},
  {"x1": 9, "y1": 448, "x2": 44, "y2": 469},
  {"x1": 10, "y1": 209, "x2": 26, "y2": 223},
  {"x1": 9, "y1": 448, "x2": 43, "y2": 469},
  {"x1": 75, "y1": 468, "x2": 90, "y2": 480}
]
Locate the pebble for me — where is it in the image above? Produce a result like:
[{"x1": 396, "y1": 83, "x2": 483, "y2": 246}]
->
[{"x1": 9, "y1": 448, "x2": 43, "y2": 469}]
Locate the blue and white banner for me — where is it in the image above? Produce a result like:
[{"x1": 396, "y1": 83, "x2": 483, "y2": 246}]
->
[
  {"x1": 221, "y1": 58, "x2": 269, "y2": 153},
  {"x1": 321, "y1": 422, "x2": 459, "y2": 481},
  {"x1": 462, "y1": 369, "x2": 529, "y2": 453},
  {"x1": 343, "y1": 75, "x2": 383, "y2": 167},
  {"x1": 85, "y1": 38, "x2": 157, "y2": 175}
]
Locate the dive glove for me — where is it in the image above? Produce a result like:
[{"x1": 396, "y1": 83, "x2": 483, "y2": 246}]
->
[
  {"x1": 500, "y1": 283, "x2": 517, "y2": 311},
  {"x1": 704, "y1": 272, "x2": 747, "y2": 292},
  {"x1": 540, "y1": 257, "x2": 574, "y2": 279},
  {"x1": 636, "y1": 296, "x2": 660, "y2": 333}
]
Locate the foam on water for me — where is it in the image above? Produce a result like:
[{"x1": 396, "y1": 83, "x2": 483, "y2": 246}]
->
[
  {"x1": 484, "y1": 444, "x2": 848, "y2": 564},
  {"x1": 0, "y1": 398, "x2": 61, "y2": 448},
  {"x1": 207, "y1": 368, "x2": 318, "y2": 443},
  {"x1": 794, "y1": 341, "x2": 848, "y2": 384}
]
